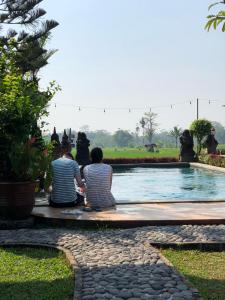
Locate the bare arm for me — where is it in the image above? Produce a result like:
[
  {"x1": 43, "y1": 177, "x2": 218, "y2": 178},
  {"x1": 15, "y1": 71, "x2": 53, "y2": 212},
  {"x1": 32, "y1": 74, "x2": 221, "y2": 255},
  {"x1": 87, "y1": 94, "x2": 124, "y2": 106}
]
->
[{"x1": 75, "y1": 173, "x2": 84, "y2": 188}]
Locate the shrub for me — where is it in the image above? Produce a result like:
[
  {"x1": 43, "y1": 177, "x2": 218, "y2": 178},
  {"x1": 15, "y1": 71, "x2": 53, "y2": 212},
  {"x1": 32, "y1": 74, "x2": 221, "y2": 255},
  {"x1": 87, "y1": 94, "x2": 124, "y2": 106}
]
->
[
  {"x1": 103, "y1": 157, "x2": 178, "y2": 164},
  {"x1": 199, "y1": 154, "x2": 225, "y2": 168},
  {"x1": 190, "y1": 119, "x2": 212, "y2": 155}
]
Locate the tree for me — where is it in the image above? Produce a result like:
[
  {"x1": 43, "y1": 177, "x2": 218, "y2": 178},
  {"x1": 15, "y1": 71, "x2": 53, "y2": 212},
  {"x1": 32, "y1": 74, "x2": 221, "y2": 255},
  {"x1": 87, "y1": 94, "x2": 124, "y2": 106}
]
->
[
  {"x1": 139, "y1": 111, "x2": 158, "y2": 145},
  {"x1": 0, "y1": 0, "x2": 58, "y2": 80},
  {"x1": 211, "y1": 121, "x2": 225, "y2": 143},
  {"x1": 135, "y1": 124, "x2": 140, "y2": 145},
  {"x1": 139, "y1": 117, "x2": 145, "y2": 145},
  {"x1": 113, "y1": 130, "x2": 134, "y2": 147},
  {"x1": 190, "y1": 119, "x2": 212, "y2": 155},
  {"x1": 205, "y1": 1, "x2": 225, "y2": 32},
  {"x1": 169, "y1": 126, "x2": 182, "y2": 148}
]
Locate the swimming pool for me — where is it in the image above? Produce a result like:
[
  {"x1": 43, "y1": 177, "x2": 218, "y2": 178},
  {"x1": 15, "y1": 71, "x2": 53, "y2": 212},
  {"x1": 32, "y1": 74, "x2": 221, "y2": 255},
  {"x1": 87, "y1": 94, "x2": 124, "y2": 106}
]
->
[{"x1": 111, "y1": 167, "x2": 225, "y2": 202}]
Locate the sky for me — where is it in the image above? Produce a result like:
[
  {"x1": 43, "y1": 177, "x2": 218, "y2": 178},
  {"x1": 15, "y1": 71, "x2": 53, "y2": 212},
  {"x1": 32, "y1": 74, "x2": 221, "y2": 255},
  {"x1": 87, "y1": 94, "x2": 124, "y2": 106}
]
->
[{"x1": 39, "y1": 0, "x2": 225, "y2": 133}]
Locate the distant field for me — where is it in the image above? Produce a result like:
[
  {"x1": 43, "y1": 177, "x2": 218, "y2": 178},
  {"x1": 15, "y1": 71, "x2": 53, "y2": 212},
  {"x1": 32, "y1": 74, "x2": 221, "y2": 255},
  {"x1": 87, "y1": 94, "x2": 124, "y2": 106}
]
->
[{"x1": 72, "y1": 147, "x2": 179, "y2": 158}]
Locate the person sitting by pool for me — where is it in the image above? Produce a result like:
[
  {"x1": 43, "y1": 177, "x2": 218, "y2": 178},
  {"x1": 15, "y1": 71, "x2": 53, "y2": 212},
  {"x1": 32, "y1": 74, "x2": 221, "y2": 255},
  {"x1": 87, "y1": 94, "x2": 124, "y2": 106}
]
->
[
  {"x1": 83, "y1": 147, "x2": 116, "y2": 210},
  {"x1": 50, "y1": 152, "x2": 85, "y2": 207}
]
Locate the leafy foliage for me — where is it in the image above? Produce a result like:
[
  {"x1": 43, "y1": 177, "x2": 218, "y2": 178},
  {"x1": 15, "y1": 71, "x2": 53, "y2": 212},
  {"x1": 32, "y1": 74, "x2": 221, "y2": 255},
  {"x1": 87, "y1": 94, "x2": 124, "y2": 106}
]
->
[
  {"x1": 0, "y1": 45, "x2": 59, "y2": 182},
  {"x1": 139, "y1": 111, "x2": 158, "y2": 144},
  {"x1": 113, "y1": 130, "x2": 134, "y2": 147},
  {"x1": 0, "y1": 0, "x2": 58, "y2": 80},
  {"x1": 205, "y1": 1, "x2": 225, "y2": 32},
  {"x1": 169, "y1": 126, "x2": 183, "y2": 148},
  {"x1": 190, "y1": 119, "x2": 212, "y2": 155},
  {"x1": 199, "y1": 154, "x2": 225, "y2": 168}
]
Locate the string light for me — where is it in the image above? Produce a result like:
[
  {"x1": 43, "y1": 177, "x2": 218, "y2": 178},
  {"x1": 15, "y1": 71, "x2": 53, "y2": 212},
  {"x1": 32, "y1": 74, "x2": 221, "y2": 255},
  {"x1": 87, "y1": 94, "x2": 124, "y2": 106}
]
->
[{"x1": 52, "y1": 98, "x2": 224, "y2": 113}]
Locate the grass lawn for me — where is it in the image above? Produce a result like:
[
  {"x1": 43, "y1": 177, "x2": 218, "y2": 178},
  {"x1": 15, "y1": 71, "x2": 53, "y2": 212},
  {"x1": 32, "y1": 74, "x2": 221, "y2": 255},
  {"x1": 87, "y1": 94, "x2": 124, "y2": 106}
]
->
[
  {"x1": 72, "y1": 147, "x2": 179, "y2": 158},
  {"x1": 161, "y1": 248, "x2": 225, "y2": 300},
  {"x1": 0, "y1": 247, "x2": 74, "y2": 300}
]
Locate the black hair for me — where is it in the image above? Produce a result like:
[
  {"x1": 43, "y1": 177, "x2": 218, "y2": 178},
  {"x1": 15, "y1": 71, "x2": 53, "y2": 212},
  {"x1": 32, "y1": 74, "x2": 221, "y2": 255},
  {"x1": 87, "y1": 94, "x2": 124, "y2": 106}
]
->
[
  {"x1": 91, "y1": 147, "x2": 103, "y2": 163},
  {"x1": 65, "y1": 152, "x2": 74, "y2": 160}
]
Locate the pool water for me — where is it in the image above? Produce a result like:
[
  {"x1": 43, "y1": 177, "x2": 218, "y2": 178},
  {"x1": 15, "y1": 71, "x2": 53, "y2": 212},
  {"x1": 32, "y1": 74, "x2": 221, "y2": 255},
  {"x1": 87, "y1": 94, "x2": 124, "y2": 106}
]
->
[{"x1": 111, "y1": 167, "x2": 225, "y2": 202}]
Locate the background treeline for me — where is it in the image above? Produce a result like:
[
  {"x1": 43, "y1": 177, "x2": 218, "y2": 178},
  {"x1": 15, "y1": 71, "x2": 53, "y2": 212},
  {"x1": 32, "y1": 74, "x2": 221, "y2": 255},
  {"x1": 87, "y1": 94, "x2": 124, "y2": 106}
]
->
[{"x1": 45, "y1": 121, "x2": 225, "y2": 148}]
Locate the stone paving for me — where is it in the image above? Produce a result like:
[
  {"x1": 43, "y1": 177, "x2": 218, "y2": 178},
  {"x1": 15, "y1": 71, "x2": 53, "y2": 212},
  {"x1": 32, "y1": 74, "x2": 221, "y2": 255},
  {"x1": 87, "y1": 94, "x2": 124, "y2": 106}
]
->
[{"x1": 1, "y1": 225, "x2": 225, "y2": 300}]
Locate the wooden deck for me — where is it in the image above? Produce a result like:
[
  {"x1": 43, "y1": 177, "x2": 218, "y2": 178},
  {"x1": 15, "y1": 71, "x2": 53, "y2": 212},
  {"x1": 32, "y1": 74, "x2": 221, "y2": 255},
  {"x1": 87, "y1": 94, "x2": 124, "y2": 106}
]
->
[{"x1": 32, "y1": 201, "x2": 225, "y2": 227}]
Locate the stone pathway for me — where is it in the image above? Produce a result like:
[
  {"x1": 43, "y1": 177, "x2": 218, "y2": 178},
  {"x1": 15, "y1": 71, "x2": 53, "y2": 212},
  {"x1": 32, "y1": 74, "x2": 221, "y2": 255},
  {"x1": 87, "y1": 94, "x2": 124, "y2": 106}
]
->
[{"x1": 1, "y1": 225, "x2": 225, "y2": 299}]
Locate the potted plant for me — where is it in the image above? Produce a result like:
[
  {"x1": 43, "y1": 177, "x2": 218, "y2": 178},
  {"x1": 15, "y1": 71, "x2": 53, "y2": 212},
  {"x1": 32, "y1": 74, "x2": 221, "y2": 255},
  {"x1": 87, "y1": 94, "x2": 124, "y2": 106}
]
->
[{"x1": 0, "y1": 46, "x2": 57, "y2": 219}]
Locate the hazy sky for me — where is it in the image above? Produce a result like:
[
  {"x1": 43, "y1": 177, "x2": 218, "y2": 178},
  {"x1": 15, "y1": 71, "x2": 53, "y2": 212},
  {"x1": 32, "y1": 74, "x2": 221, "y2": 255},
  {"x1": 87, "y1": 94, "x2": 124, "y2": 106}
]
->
[{"x1": 39, "y1": 0, "x2": 225, "y2": 133}]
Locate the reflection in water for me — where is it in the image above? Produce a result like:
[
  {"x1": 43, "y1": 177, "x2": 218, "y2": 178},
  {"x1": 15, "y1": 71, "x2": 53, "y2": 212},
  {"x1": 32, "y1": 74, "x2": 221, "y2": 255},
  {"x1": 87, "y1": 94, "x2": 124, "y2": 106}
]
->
[{"x1": 112, "y1": 167, "x2": 225, "y2": 202}]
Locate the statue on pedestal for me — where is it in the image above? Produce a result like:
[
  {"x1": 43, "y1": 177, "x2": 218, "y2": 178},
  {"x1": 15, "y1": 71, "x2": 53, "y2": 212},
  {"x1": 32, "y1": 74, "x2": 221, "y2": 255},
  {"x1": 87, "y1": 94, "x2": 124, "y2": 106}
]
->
[
  {"x1": 179, "y1": 130, "x2": 196, "y2": 162},
  {"x1": 75, "y1": 132, "x2": 90, "y2": 166},
  {"x1": 61, "y1": 129, "x2": 72, "y2": 154},
  {"x1": 51, "y1": 127, "x2": 61, "y2": 160},
  {"x1": 204, "y1": 127, "x2": 218, "y2": 154}
]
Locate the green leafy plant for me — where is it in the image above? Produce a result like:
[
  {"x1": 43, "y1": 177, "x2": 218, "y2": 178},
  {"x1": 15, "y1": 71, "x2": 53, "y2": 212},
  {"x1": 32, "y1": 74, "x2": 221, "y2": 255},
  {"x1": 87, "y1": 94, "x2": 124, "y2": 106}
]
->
[
  {"x1": 0, "y1": 45, "x2": 58, "y2": 184},
  {"x1": 199, "y1": 154, "x2": 225, "y2": 168},
  {"x1": 190, "y1": 119, "x2": 212, "y2": 155},
  {"x1": 205, "y1": 1, "x2": 225, "y2": 32}
]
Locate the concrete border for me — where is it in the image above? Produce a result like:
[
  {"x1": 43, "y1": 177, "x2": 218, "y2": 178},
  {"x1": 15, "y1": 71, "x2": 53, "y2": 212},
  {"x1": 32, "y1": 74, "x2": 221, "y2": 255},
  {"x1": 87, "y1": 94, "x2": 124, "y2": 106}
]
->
[{"x1": 190, "y1": 162, "x2": 225, "y2": 173}]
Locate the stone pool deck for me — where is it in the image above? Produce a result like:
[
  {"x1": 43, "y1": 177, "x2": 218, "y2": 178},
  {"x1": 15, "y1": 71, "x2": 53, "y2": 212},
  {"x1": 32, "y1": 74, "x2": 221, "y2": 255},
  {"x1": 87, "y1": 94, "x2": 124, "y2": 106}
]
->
[
  {"x1": 32, "y1": 201, "x2": 225, "y2": 227},
  {"x1": 2, "y1": 225, "x2": 225, "y2": 300}
]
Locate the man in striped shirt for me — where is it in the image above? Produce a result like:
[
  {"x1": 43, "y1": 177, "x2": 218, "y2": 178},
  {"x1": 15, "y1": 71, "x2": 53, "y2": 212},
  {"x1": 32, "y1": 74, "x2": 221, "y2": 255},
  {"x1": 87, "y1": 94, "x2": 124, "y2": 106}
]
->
[{"x1": 50, "y1": 153, "x2": 84, "y2": 207}]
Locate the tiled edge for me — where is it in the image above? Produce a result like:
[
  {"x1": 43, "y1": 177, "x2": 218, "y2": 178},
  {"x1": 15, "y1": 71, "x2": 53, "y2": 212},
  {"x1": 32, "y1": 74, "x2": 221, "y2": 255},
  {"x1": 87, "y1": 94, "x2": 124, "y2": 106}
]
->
[{"x1": 0, "y1": 242, "x2": 82, "y2": 300}]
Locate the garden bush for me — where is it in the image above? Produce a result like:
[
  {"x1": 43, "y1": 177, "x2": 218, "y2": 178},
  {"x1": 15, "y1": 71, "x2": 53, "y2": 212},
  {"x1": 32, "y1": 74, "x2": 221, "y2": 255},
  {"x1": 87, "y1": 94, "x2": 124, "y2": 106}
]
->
[
  {"x1": 103, "y1": 157, "x2": 178, "y2": 164},
  {"x1": 199, "y1": 154, "x2": 225, "y2": 168}
]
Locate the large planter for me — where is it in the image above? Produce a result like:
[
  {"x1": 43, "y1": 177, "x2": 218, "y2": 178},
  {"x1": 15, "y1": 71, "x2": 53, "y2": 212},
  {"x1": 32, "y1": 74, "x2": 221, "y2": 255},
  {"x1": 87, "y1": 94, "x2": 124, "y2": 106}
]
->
[{"x1": 0, "y1": 181, "x2": 37, "y2": 220}]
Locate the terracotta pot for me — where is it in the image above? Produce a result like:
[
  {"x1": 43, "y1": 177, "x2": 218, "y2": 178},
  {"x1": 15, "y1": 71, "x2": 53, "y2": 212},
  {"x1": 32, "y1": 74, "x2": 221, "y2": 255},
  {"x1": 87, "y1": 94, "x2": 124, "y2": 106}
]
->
[{"x1": 0, "y1": 181, "x2": 37, "y2": 220}]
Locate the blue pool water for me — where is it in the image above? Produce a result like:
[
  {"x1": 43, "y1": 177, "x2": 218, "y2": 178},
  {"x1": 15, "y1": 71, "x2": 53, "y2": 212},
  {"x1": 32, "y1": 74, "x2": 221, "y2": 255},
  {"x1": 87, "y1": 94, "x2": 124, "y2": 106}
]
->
[{"x1": 111, "y1": 167, "x2": 225, "y2": 202}]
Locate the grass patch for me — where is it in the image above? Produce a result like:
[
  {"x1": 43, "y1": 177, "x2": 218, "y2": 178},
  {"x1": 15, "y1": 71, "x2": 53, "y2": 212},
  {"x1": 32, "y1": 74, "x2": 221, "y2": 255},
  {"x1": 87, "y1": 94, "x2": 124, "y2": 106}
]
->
[
  {"x1": 72, "y1": 147, "x2": 179, "y2": 158},
  {"x1": 161, "y1": 248, "x2": 225, "y2": 300},
  {"x1": 0, "y1": 247, "x2": 74, "y2": 300}
]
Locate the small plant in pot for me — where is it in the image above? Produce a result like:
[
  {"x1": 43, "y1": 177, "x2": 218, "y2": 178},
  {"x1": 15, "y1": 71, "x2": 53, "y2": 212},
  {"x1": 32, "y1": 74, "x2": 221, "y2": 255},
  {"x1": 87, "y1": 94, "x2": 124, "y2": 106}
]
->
[{"x1": 0, "y1": 46, "x2": 58, "y2": 219}]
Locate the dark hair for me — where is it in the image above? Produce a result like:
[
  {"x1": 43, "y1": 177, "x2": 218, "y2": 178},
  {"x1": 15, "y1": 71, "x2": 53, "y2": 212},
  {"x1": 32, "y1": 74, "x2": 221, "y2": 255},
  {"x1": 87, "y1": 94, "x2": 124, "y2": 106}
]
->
[
  {"x1": 65, "y1": 152, "x2": 74, "y2": 160},
  {"x1": 91, "y1": 147, "x2": 103, "y2": 163}
]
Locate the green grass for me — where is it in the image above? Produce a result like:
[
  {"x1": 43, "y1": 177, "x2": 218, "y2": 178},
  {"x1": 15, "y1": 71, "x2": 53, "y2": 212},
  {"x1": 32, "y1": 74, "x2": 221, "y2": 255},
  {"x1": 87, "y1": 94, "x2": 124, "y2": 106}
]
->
[
  {"x1": 72, "y1": 147, "x2": 179, "y2": 158},
  {"x1": 161, "y1": 248, "x2": 225, "y2": 300},
  {"x1": 0, "y1": 247, "x2": 74, "y2": 300}
]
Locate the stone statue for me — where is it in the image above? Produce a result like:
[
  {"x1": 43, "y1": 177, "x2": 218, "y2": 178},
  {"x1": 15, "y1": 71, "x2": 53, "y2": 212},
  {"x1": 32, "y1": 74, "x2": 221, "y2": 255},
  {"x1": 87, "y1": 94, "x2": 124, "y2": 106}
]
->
[
  {"x1": 179, "y1": 130, "x2": 196, "y2": 162},
  {"x1": 61, "y1": 129, "x2": 71, "y2": 154},
  {"x1": 204, "y1": 127, "x2": 218, "y2": 154},
  {"x1": 76, "y1": 132, "x2": 90, "y2": 166},
  {"x1": 51, "y1": 127, "x2": 61, "y2": 160}
]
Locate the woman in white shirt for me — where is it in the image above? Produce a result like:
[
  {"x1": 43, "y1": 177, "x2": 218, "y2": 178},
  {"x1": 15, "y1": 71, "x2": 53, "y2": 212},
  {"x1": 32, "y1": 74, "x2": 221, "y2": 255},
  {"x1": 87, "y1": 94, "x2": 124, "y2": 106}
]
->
[{"x1": 83, "y1": 147, "x2": 116, "y2": 209}]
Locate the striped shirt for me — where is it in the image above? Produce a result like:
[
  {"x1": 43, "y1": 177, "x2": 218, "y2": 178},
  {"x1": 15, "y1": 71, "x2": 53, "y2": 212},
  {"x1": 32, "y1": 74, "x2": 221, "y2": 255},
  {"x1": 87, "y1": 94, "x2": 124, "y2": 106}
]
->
[
  {"x1": 51, "y1": 157, "x2": 81, "y2": 204},
  {"x1": 83, "y1": 163, "x2": 116, "y2": 208}
]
